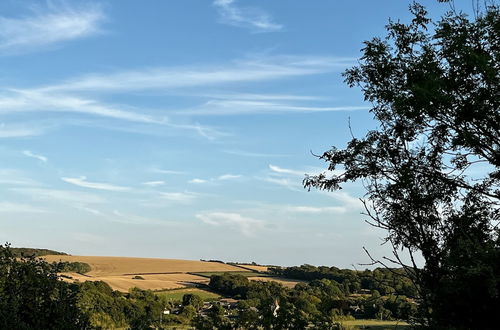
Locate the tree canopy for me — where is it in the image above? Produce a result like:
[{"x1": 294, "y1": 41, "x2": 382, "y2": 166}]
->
[{"x1": 305, "y1": 2, "x2": 500, "y2": 328}]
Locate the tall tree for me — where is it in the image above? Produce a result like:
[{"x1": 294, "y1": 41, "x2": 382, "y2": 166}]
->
[
  {"x1": 0, "y1": 244, "x2": 89, "y2": 329},
  {"x1": 305, "y1": 2, "x2": 499, "y2": 328}
]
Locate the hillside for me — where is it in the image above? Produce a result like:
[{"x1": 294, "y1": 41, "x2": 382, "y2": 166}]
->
[{"x1": 43, "y1": 255, "x2": 251, "y2": 292}]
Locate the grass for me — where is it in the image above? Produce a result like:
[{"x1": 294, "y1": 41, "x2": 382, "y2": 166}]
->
[
  {"x1": 155, "y1": 288, "x2": 220, "y2": 301},
  {"x1": 341, "y1": 319, "x2": 410, "y2": 329}
]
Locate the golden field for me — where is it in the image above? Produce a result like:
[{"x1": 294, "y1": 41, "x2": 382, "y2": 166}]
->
[
  {"x1": 248, "y1": 276, "x2": 303, "y2": 288},
  {"x1": 43, "y1": 255, "x2": 244, "y2": 292}
]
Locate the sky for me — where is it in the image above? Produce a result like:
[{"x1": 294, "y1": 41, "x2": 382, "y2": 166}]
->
[{"x1": 0, "y1": 0, "x2": 461, "y2": 267}]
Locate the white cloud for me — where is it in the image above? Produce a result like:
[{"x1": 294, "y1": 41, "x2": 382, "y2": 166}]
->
[
  {"x1": 286, "y1": 205, "x2": 347, "y2": 214},
  {"x1": 207, "y1": 93, "x2": 322, "y2": 102},
  {"x1": 188, "y1": 174, "x2": 242, "y2": 184},
  {"x1": 23, "y1": 150, "x2": 47, "y2": 162},
  {"x1": 217, "y1": 174, "x2": 241, "y2": 180},
  {"x1": 62, "y1": 176, "x2": 130, "y2": 192},
  {"x1": 261, "y1": 176, "x2": 302, "y2": 191},
  {"x1": 185, "y1": 99, "x2": 369, "y2": 115},
  {"x1": 0, "y1": 89, "x2": 165, "y2": 124},
  {"x1": 39, "y1": 56, "x2": 351, "y2": 93},
  {"x1": 321, "y1": 191, "x2": 362, "y2": 209},
  {"x1": 223, "y1": 149, "x2": 288, "y2": 158},
  {"x1": 160, "y1": 191, "x2": 197, "y2": 202},
  {"x1": 0, "y1": 123, "x2": 45, "y2": 138},
  {"x1": 213, "y1": 0, "x2": 283, "y2": 32},
  {"x1": 189, "y1": 178, "x2": 208, "y2": 184},
  {"x1": 150, "y1": 168, "x2": 185, "y2": 175},
  {"x1": 73, "y1": 204, "x2": 103, "y2": 216},
  {"x1": 11, "y1": 187, "x2": 105, "y2": 204},
  {"x1": 269, "y1": 164, "x2": 305, "y2": 176},
  {"x1": 196, "y1": 211, "x2": 265, "y2": 236},
  {"x1": 0, "y1": 2, "x2": 104, "y2": 54},
  {"x1": 142, "y1": 181, "x2": 165, "y2": 187},
  {"x1": 0, "y1": 201, "x2": 46, "y2": 213},
  {"x1": 0, "y1": 169, "x2": 40, "y2": 186}
]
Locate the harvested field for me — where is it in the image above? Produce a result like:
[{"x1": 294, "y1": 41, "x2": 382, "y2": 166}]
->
[
  {"x1": 44, "y1": 255, "x2": 243, "y2": 292},
  {"x1": 248, "y1": 276, "x2": 303, "y2": 288},
  {"x1": 241, "y1": 265, "x2": 269, "y2": 272},
  {"x1": 61, "y1": 272, "x2": 198, "y2": 291},
  {"x1": 191, "y1": 271, "x2": 268, "y2": 278},
  {"x1": 43, "y1": 255, "x2": 242, "y2": 276}
]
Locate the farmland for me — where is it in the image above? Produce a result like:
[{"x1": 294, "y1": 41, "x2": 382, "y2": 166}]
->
[{"x1": 43, "y1": 255, "x2": 250, "y2": 292}]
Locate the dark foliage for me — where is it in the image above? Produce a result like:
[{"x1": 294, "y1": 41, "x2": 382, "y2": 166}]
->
[
  {"x1": 10, "y1": 247, "x2": 67, "y2": 257},
  {"x1": 0, "y1": 244, "x2": 89, "y2": 330},
  {"x1": 59, "y1": 261, "x2": 91, "y2": 274},
  {"x1": 304, "y1": 2, "x2": 500, "y2": 328}
]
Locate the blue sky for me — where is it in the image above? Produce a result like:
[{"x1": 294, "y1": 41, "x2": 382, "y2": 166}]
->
[{"x1": 0, "y1": 0, "x2": 456, "y2": 266}]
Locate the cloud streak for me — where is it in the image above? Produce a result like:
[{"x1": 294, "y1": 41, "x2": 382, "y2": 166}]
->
[
  {"x1": 0, "y1": 1, "x2": 104, "y2": 54},
  {"x1": 213, "y1": 0, "x2": 282, "y2": 32},
  {"x1": 197, "y1": 211, "x2": 265, "y2": 236},
  {"x1": 188, "y1": 174, "x2": 242, "y2": 184},
  {"x1": 286, "y1": 205, "x2": 347, "y2": 214},
  {"x1": 39, "y1": 56, "x2": 351, "y2": 93},
  {"x1": 23, "y1": 150, "x2": 47, "y2": 162},
  {"x1": 62, "y1": 176, "x2": 130, "y2": 192},
  {"x1": 184, "y1": 99, "x2": 368, "y2": 115},
  {"x1": 142, "y1": 181, "x2": 165, "y2": 187},
  {"x1": 160, "y1": 191, "x2": 197, "y2": 202},
  {"x1": 0, "y1": 201, "x2": 47, "y2": 213}
]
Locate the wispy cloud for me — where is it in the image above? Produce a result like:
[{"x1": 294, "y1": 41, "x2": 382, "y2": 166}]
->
[
  {"x1": 0, "y1": 123, "x2": 45, "y2": 138},
  {"x1": 269, "y1": 164, "x2": 305, "y2": 176},
  {"x1": 223, "y1": 149, "x2": 289, "y2": 158},
  {"x1": 11, "y1": 187, "x2": 105, "y2": 204},
  {"x1": 142, "y1": 181, "x2": 165, "y2": 187},
  {"x1": 206, "y1": 93, "x2": 323, "y2": 102},
  {"x1": 23, "y1": 150, "x2": 47, "y2": 162},
  {"x1": 261, "y1": 176, "x2": 302, "y2": 191},
  {"x1": 39, "y1": 55, "x2": 351, "y2": 93},
  {"x1": 0, "y1": 89, "x2": 165, "y2": 124},
  {"x1": 62, "y1": 176, "x2": 130, "y2": 192},
  {"x1": 196, "y1": 211, "x2": 265, "y2": 236},
  {"x1": 184, "y1": 99, "x2": 368, "y2": 115},
  {"x1": 213, "y1": 0, "x2": 283, "y2": 33},
  {"x1": 160, "y1": 191, "x2": 197, "y2": 202},
  {"x1": 0, "y1": 169, "x2": 40, "y2": 186},
  {"x1": 286, "y1": 205, "x2": 347, "y2": 214},
  {"x1": 0, "y1": 55, "x2": 353, "y2": 140},
  {"x1": 0, "y1": 1, "x2": 104, "y2": 54},
  {"x1": 0, "y1": 201, "x2": 47, "y2": 213},
  {"x1": 150, "y1": 168, "x2": 186, "y2": 175},
  {"x1": 217, "y1": 174, "x2": 241, "y2": 180},
  {"x1": 320, "y1": 190, "x2": 362, "y2": 209},
  {"x1": 189, "y1": 178, "x2": 208, "y2": 184},
  {"x1": 0, "y1": 89, "x2": 225, "y2": 140},
  {"x1": 188, "y1": 174, "x2": 242, "y2": 184}
]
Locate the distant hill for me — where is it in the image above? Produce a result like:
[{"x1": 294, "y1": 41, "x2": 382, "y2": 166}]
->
[{"x1": 11, "y1": 247, "x2": 67, "y2": 257}]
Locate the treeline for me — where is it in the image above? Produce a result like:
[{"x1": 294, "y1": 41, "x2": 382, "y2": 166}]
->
[
  {"x1": 0, "y1": 243, "x2": 416, "y2": 329},
  {"x1": 269, "y1": 265, "x2": 418, "y2": 297},
  {"x1": 58, "y1": 261, "x2": 92, "y2": 274},
  {"x1": 203, "y1": 273, "x2": 416, "y2": 328},
  {"x1": 11, "y1": 247, "x2": 67, "y2": 257}
]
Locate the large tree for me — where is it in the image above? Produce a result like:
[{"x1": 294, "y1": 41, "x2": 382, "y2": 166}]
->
[
  {"x1": 305, "y1": 2, "x2": 499, "y2": 328},
  {"x1": 0, "y1": 244, "x2": 89, "y2": 329}
]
